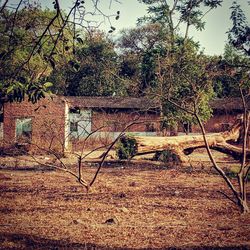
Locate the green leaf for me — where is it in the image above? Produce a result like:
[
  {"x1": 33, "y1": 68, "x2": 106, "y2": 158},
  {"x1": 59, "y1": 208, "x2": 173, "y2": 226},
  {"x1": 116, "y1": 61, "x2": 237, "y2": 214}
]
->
[
  {"x1": 43, "y1": 82, "x2": 53, "y2": 88},
  {"x1": 7, "y1": 86, "x2": 14, "y2": 94}
]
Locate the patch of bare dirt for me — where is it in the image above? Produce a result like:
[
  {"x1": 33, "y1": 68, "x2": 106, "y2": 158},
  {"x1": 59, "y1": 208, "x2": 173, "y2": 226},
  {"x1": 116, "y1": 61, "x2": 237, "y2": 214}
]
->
[{"x1": 0, "y1": 153, "x2": 249, "y2": 249}]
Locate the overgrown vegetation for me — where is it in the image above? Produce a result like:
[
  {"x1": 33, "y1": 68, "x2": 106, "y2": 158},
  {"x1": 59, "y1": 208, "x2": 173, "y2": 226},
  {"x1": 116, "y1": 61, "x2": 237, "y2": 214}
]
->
[
  {"x1": 153, "y1": 150, "x2": 181, "y2": 164},
  {"x1": 116, "y1": 136, "x2": 137, "y2": 160}
]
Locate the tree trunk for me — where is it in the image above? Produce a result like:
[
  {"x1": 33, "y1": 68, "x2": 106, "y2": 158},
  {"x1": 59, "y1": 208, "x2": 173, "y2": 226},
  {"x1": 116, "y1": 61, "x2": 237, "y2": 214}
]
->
[{"x1": 120, "y1": 118, "x2": 250, "y2": 162}]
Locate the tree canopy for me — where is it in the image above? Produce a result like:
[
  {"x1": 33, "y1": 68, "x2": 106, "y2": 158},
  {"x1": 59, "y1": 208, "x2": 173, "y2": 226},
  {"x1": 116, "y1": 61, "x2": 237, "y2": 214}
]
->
[
  {"x1": 0, "y1": 4, "x2": 61, "y2": 103},
  {"x1": 0, "y1": 0, "x2": 120, "y2": 104},
  {"x1": 64, "y1": 31, "x2": 125, "y2": 96},
  {"x1": 0, "y1": 0, "x2": 249, "y2": 111}
]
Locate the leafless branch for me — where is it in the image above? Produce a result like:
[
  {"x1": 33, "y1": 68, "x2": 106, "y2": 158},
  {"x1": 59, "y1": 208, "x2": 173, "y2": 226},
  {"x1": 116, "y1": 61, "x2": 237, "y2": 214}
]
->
[{"x1": 0, "y1": 0, "x2": 8, "y2": 14}]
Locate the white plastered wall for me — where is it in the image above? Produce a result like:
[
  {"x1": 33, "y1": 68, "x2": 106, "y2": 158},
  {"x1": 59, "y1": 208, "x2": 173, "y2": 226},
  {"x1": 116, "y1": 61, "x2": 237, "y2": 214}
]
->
[{"x1": 64, "y1": 101, "x2": 70, "y2": 151}]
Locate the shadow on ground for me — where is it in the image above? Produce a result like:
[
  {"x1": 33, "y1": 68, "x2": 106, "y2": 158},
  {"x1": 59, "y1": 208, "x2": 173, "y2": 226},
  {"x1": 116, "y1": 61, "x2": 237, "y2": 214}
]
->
[{"x1": 0, "y1": 233, "x2": 248, "y2": 250}]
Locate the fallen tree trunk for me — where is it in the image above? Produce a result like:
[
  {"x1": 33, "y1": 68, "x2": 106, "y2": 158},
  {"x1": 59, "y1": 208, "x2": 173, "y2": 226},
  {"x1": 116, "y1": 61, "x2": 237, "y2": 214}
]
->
[{"x1": 118, "y1": 118, "x2": 250, "y2": 162}]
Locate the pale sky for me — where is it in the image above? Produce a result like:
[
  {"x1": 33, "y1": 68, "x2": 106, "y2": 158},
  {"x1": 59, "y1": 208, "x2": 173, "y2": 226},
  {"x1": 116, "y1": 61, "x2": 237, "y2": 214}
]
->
[
  {"x1": 3, "y1": 0, "x2": 250, "y2": 55},
  {"x1": 95, "y1": 0, "x2": 250, "y2": 56}
]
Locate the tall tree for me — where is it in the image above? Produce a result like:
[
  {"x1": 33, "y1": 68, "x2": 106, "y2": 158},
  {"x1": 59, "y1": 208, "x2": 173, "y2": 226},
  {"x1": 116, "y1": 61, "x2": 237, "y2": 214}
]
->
[
  {"x1": 137, "y1": 0, "x2": 250, "y2": 213},
  {"x1": 0, "y1": 0, "x2": 120, "y2": 103},
  {"x1": 226, "y1": 1, "x2": 250, "y2": 213},
  {"x1": 0, "y1": 4, "x2": 62, "y2": 103},
  {"x1": 138, "y1": 0, "x2": 223, "y2": 45},
  {"x1": 65, "y1": 31, "x2": 125, "y2": 96},
  {"x1": 136, "y1": 0, "x2": 222, "y2": 124},
  {"x1": 214, "y1": 44, "x2": 250, "y2": 98},
  {"x1": 117, "y1": 23, "x2": 167, "y2": 95},
  {"x1": 228, "y1": 0, "x2": 250, "y2": 56}
]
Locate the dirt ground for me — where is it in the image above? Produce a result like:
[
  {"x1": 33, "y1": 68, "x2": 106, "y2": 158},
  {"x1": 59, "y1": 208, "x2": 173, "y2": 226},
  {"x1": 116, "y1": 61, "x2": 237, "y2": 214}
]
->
[{"x1": 0, "y1": 151, "x2": 249, "y2": 249}]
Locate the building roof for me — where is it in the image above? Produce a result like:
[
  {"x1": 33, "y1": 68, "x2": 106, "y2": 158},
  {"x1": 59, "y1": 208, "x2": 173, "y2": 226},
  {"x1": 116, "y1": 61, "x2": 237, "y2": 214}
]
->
[
  {"x1": 210, "y1": 97, "x2": 250, "y2": 111},
  {"x1": 64, "y1": 96, "x2": 159, "y2": 110},
  {"x1": 62, "y1": 96, "x2": 249, "y2": 112}
]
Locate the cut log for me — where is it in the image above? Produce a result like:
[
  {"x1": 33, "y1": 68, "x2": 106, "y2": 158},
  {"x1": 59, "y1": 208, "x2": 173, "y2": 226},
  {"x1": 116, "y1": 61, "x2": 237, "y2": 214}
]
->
[{"x1": 118, "y1": 118, "x2": 250, "y2": 162}]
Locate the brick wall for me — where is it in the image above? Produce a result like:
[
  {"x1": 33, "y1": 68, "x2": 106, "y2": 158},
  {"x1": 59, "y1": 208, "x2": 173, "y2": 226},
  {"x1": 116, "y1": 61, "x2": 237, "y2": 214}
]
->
[
  {"x1": 3, "y1": 96, "x2": 66, "y2": 153},
  {"x1": 70, "y1": 109, "x2": 161, "y2": 151},
  {"x1": 4, "y1": 96, "x2": 245, "y2": 154},
  {"x1": 91, "y1": 109, "x2": 161, "y2": 133},
  {"x1": 191, "y1": 112, "x2": 240, "y2": 133}
]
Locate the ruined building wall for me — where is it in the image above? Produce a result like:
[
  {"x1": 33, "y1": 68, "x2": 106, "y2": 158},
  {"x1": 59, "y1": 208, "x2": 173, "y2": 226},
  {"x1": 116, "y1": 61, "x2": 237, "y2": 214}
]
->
[{"x1": 3, "y1": 96, "x2": 66, "y2": 153}]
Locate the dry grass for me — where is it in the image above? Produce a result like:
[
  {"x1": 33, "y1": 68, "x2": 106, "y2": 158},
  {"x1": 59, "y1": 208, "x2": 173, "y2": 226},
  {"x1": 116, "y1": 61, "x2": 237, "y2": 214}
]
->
[{"x1": 0, "y1": 152, "x2": 249, "y2": 249}]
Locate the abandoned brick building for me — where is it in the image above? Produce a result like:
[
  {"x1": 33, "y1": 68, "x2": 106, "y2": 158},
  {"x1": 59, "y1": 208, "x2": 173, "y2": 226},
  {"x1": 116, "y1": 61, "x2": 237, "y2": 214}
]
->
[
  {"x1": 1, "y1": 95, "x2": 249, "y2": 153},
  {"x1": 190, "y1": 97, "x2": 250, "y2": 133},
  {"x1": 2, "y1": 95, "x2": 160, "y2": 152}
]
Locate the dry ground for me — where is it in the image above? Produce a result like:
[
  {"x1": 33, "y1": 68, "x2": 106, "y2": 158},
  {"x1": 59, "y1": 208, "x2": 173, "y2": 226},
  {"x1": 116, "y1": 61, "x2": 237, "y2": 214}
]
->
[{"x1": 0, "y1": 150, "x2": 249, "y2": 249}]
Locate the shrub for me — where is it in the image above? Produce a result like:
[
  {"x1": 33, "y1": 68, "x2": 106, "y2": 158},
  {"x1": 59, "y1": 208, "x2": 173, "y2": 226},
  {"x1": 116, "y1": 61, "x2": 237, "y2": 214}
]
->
[
  {"x1": 116, "y1": 136, "x2": 137, "y2": 160},
  {"x1": 153, "y1": 150, "x2": 181, "y2": 163}
]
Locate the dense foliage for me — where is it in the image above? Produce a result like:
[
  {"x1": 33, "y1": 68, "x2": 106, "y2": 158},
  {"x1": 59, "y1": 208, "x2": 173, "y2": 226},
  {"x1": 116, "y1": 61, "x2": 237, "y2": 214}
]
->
[
  {"x1": 0, "y1": 0, "x2": 249, "y2": 125},
  {"x1": 50, "y1": 31, "x2": 126, "y2": 96},
  {"x1": 116, "y1": 136, "x2": 137, "y2": 160},
  {"x1": 0, "y1": 4, "x2": 69, "y2": 103}
]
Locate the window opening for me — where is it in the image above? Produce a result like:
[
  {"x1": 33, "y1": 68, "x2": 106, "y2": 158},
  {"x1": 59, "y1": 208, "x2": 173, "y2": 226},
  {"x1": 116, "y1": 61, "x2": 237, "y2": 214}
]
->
[
  {"x1": 16, "y1": 118, "x2": 32, "y2": 143},
  {"x1": 70, "y1": 121, "x2": 78, "y2": 132}
]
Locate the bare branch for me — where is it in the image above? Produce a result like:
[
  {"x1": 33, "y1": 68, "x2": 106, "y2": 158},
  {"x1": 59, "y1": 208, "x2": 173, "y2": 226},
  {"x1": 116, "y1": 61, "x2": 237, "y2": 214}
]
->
[{"x1": 0, "y1": 0, "x2": 8, "y2": 14}]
